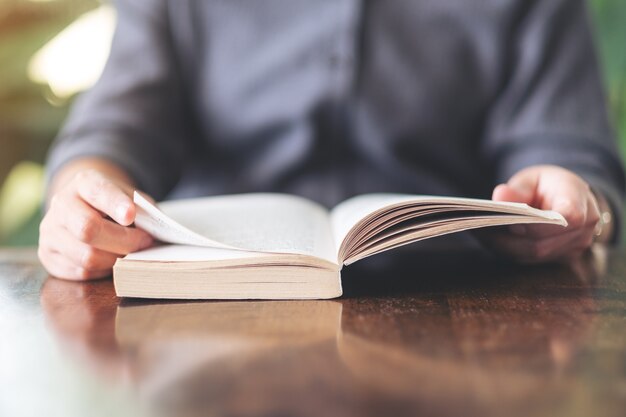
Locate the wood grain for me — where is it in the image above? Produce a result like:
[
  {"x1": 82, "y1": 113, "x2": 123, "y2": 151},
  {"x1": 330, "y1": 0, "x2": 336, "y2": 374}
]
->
[{"x1": 3, "y1": 245, "x2": 625, "y2": 417}]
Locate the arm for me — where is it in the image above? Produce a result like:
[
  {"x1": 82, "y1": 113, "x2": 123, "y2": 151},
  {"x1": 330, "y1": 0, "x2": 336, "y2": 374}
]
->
[
  {"x1": 46, "y1": 0, "x2": 191, "y2": 200},
  {"x1": 40, "y1": 0, "x2": 190, "y2": 280},
  {"x1": 480, "y1": 0, "x2": 625, "y2": 262}
]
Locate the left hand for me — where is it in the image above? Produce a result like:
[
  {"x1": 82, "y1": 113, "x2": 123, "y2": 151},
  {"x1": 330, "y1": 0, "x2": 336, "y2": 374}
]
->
[{"x1": 478, "y1": 165, "x2": 608, "y2": 263}]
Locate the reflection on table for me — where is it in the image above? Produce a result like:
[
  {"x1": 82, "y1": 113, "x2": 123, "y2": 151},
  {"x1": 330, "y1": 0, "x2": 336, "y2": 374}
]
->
[{"x1": 28, "y1": 246, "x2": 626, "y2": 417}]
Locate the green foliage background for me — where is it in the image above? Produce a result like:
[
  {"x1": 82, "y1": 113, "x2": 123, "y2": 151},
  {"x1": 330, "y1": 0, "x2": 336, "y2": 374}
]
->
[
  {"x1": 590, "y1": 0, "x2": 626, "y2": 163},
  {"x1": 0, "y1": 0, "x2": 625, "y2": 246}
]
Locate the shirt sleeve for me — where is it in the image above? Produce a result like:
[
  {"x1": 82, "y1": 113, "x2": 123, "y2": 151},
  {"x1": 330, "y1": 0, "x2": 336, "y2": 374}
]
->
[
  {"x1": 45, "y1": 0, "x2": 191, "y2": 200},
  {"x1": 482, "y1": 0, "x2": 625, "y2": 242}
]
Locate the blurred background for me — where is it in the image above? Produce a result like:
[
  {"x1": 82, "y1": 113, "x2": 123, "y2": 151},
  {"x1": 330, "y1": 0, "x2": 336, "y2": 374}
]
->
[{"x1": 0, "y1": 0, "x2": 625, "y2": 247}]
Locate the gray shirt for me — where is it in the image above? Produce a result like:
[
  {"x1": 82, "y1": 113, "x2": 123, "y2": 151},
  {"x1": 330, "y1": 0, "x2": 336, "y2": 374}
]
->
[{"x1": 47, "y1": 0, "x2": 625, "y2": 233}]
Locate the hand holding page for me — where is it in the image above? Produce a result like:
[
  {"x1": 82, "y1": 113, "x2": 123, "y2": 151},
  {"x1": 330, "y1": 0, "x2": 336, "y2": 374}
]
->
[
  {"x1": 134, "y1": 192, "x2": 337, "y2": 262},
  {"x1": 114, "y1": 192, "x2": 567, "y2": 300}
]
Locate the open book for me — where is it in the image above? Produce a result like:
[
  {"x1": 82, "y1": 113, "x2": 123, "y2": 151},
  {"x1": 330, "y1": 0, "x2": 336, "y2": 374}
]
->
[{"x1": 113, "y1": 192, "x2": 567, "y2": 299}]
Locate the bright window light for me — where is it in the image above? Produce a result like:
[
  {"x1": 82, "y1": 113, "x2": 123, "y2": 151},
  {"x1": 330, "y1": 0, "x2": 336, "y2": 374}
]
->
[{"x1": 27, "y1": 5, "x2": 116, "y2": 100}]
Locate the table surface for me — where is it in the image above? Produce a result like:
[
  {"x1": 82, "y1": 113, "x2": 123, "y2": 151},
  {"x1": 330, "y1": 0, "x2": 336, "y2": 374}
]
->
[{"x1": 1, "y1": 246, "x2": 626, "y2": 417}]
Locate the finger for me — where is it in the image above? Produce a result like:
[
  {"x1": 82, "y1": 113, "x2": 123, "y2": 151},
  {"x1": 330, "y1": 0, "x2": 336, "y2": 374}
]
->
[
  {"x1": 492, "y1": 167, "x2": 541, "y2": 206},
  {"x1": 532, "y1": 226, "x2": 595, "y2": 259},
  {"x1": 585, "y1": 191, "x2": 601, "y2": 228},
  {"x1": 508, "y1": 223, "x2": 568, "y2": 239},
  {"x1": 57, "y1": 195, "x2": 153, "y2": 255},
  {"x1": 38, "y1": 246, "x2": 112, "y2": 281},
  {"x1": 527, "y1": 192, "x2": 599, "y2": 237},
  {"x1": 520, "y1": 188, "x2": 596, "y2": 240},
  {"x1": 515, "y1": 229, "x2": 591, "y2": 263},
  {"x1": 493, "y1": 167, "x2": 598, "y2": 239},
  {"x1": 493, "y1": 180, "x2": 562, "y2": 238},
  {"x1": 477, "y1": 225, "x2": 594, "y2": 263},
  {"x1": 40, "y1": 225, "x2": 121, "y2": 272},
  {"x1": 550, "y1": 187, "x2": 588, "y2": 230},
  {"x1": 73, "y1": 170, "x2": 135, "y2": 226},
  {"x1": 492, "y1": 182, "x2": 535, "y2": 205}
]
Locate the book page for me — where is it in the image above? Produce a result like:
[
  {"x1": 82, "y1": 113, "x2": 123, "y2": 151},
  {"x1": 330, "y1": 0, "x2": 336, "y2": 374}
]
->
[
  {"x1": 124, "y1": 245, "x2": 270, "y2": 262},
  {"x1": 135, "y1": 192, "x2": 237, "y2": 249},
  {"x1": 134, "y1": 193, "x2": 337, "y2": 263},
  {"x1": 330, "y1": 194, "x2": 566, "y2": 257},
  {"x1": 330, "y1": 194, "x2": 442, "y2": 251}
]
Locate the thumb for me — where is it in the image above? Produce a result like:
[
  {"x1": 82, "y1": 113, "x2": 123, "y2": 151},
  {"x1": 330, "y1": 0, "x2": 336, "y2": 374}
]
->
[
  {"x1": 491, "y1": 168, "x2": 539, "y2": 206},
  {"x1": 492, "y1": 183, "x2": 535, "y2": 205},
  {"x1": 492, "y1": 168, "x2": 539, "y2": 205},
  {"x1": 492, "y1": 170, "x2": 540, "y2": 237},
  {"x1": 492, "y1": 183, "x2": 530, "y2": 204}
]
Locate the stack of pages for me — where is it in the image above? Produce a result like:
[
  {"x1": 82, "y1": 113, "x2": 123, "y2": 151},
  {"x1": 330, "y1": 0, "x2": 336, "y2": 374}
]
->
[{"x1": 113, "y1": 192, "x2": 566, "y2": 300}]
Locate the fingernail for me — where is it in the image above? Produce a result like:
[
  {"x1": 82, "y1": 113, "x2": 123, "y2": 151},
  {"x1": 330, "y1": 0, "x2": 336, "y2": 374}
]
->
[
  {"x1": 116, "y1": 203, "x2": 131, "y2": 222},
  {"x1": 510, "y1": 225, "x2": 527, "y2": 236}
]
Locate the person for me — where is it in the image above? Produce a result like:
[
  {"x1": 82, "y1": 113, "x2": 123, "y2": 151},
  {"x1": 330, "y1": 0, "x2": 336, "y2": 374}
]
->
[{"x1": 39, "y1": 0, "x2": 625, "y2": 280}]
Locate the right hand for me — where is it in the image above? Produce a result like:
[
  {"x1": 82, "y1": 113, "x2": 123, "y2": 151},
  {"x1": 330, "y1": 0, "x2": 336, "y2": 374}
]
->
[{"x1": 38, "y1": 169, "x2": 154, "y2": 281}]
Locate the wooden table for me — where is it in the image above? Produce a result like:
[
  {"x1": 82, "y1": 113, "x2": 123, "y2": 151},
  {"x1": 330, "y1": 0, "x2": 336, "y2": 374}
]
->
[{"x1": 1, "y1": 247, "x2": 626, "y2": 417}]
